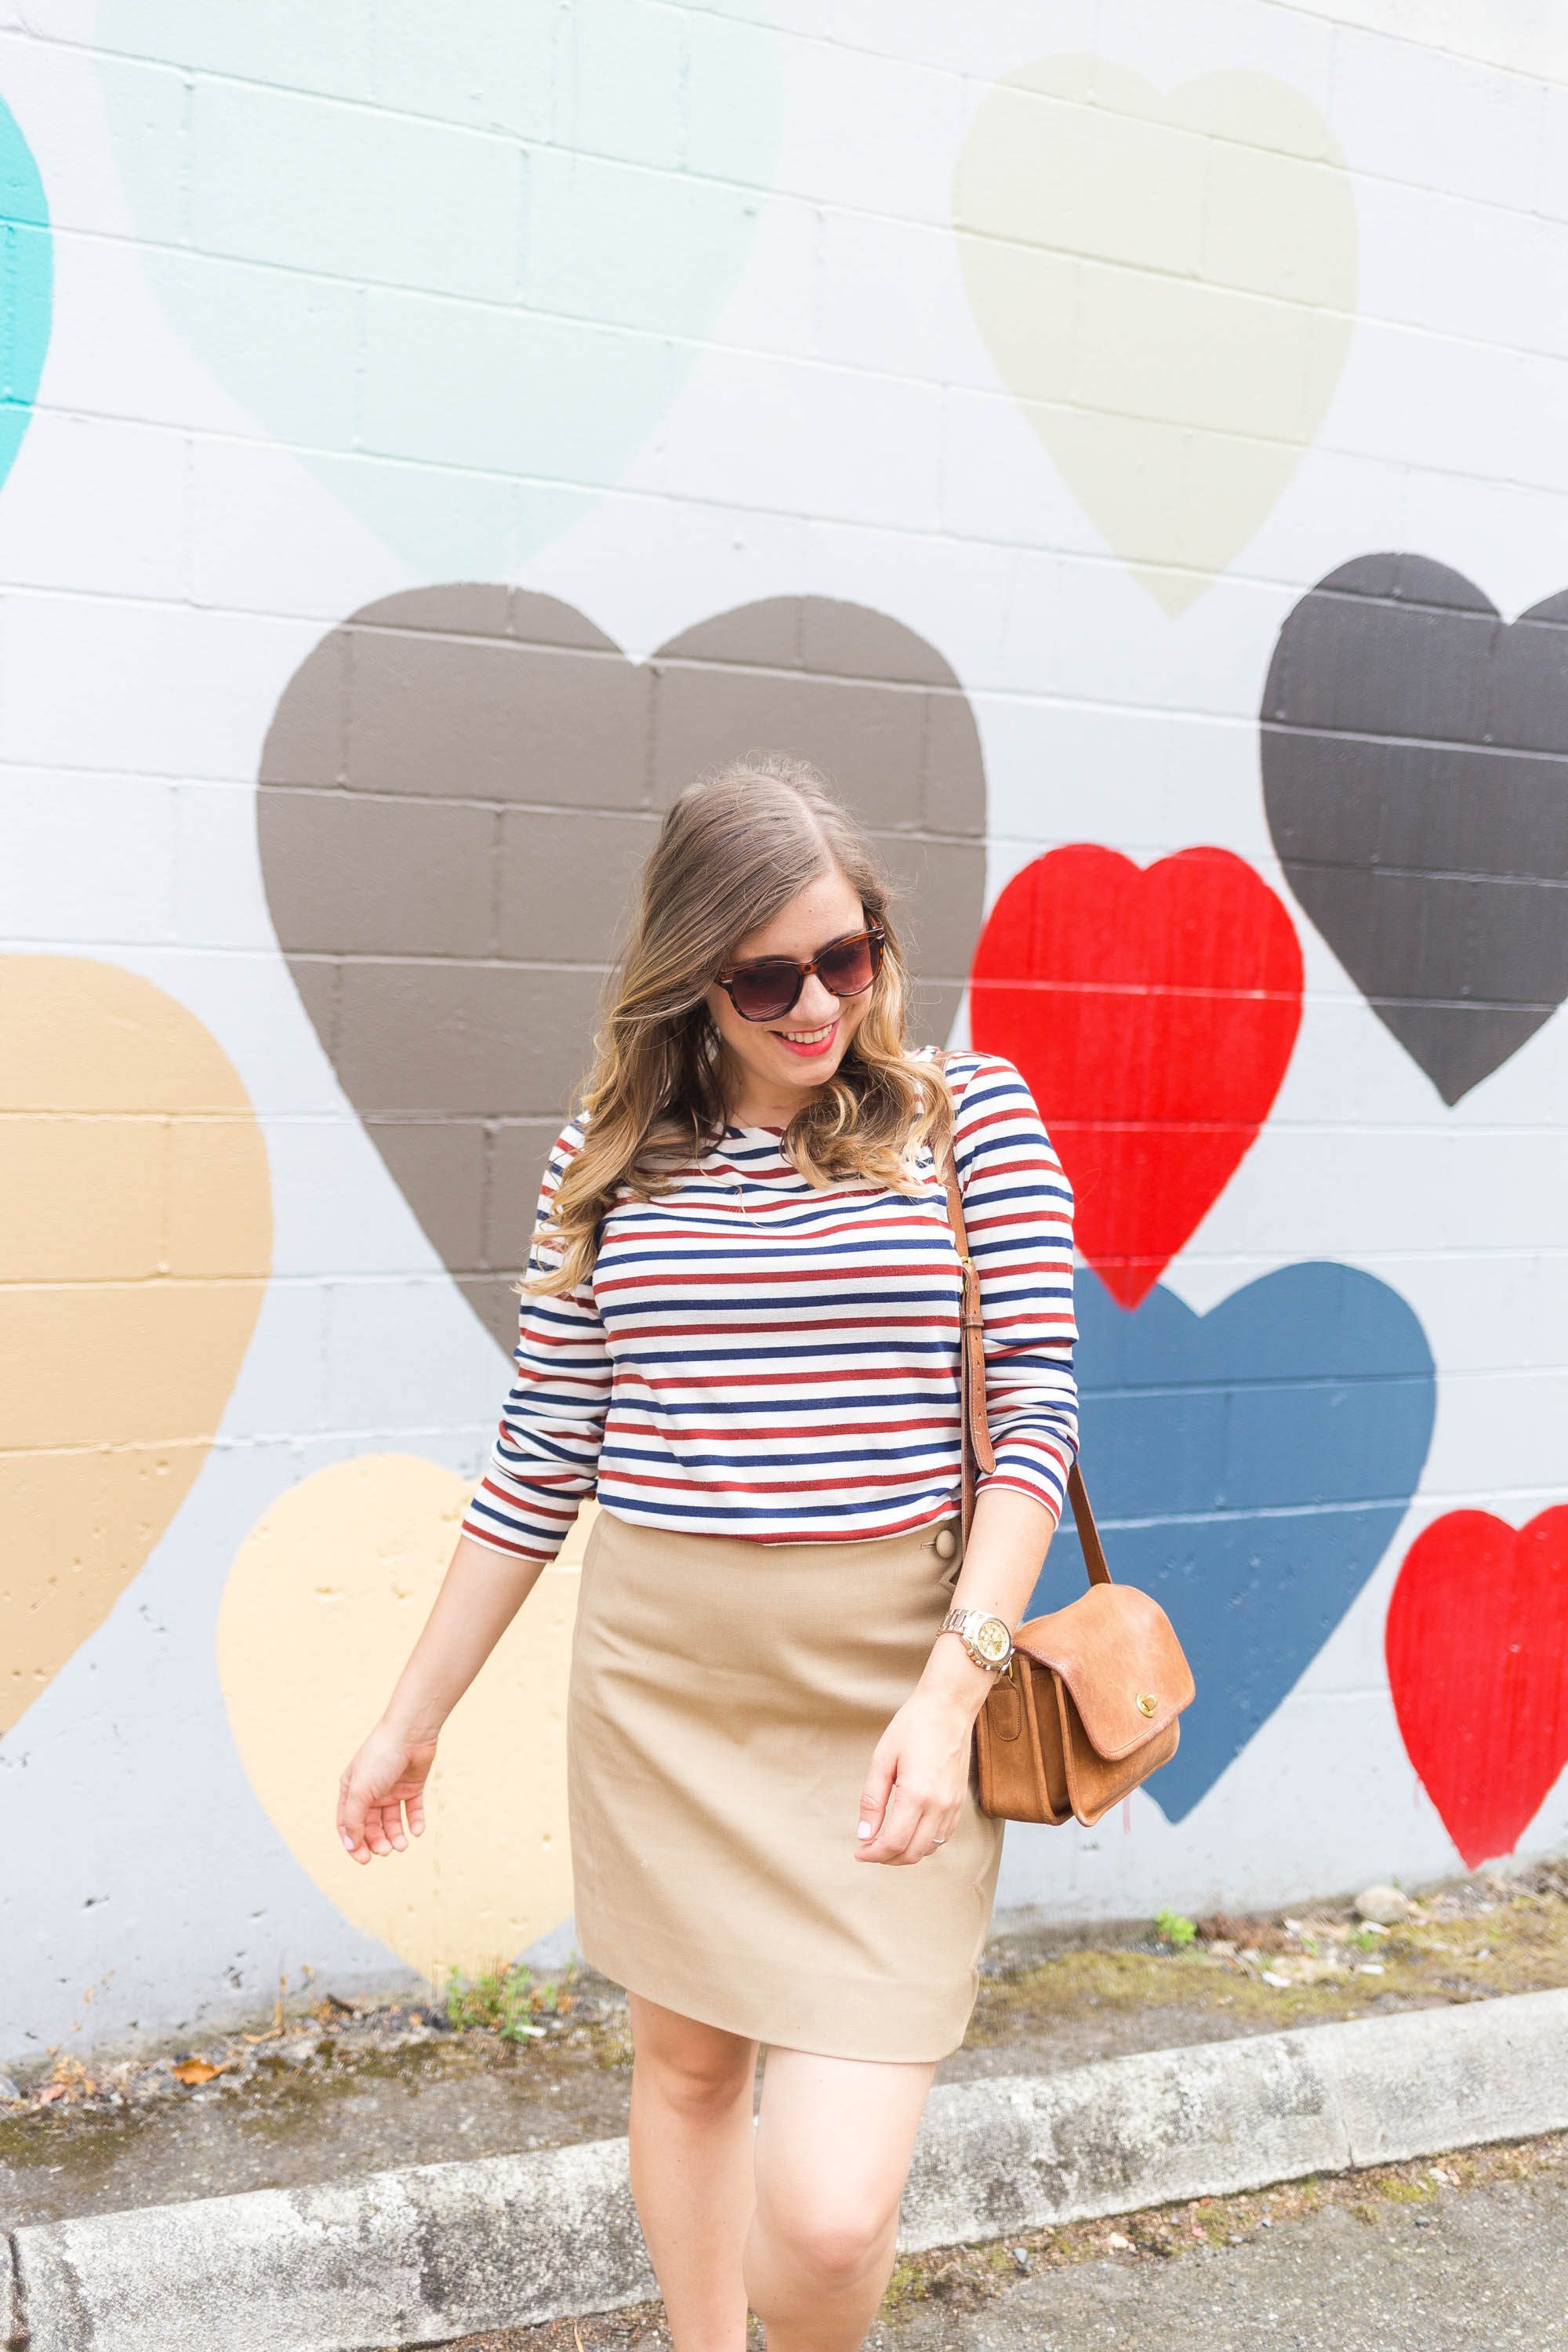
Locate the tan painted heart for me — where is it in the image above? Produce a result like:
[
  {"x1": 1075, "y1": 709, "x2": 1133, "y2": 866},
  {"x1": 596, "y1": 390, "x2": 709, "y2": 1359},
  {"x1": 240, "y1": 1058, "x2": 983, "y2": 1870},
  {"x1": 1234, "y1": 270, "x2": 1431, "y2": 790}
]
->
[
  {"x1": 1, "y1": 956, "x2": 271, "y2": 1737},
  {"x1": 217, "y1": 1454, "x2": 596, "y2": 1980},
  {"x1": 955, "y1": 58, "x2": 1358, "y2": 613}
]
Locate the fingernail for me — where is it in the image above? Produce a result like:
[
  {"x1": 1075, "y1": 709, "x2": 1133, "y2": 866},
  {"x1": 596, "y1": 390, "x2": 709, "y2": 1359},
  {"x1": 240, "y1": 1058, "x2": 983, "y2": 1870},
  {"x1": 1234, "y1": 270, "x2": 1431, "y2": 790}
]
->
[
  {"x1": 857, "y1": 1821, "x2": 872, "y2": 1839},
  {"x1": 342, "y1": 1833, "x2": 356, "y2": 1852}
]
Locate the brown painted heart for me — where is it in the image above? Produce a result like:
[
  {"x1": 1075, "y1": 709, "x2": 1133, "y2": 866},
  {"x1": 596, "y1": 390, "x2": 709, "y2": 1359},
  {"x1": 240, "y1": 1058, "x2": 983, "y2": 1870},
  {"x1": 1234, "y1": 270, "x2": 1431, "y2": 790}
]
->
[{"x1": 259, "y1": 588, "x2": 986, "y2": 1347}]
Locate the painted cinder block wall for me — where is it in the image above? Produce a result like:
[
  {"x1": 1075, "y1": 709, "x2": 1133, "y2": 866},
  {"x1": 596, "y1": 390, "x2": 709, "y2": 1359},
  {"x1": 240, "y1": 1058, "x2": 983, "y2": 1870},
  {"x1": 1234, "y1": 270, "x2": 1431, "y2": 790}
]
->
[{"x1": 2, "y1": 1, "x2": 1566, "y2": 2066}]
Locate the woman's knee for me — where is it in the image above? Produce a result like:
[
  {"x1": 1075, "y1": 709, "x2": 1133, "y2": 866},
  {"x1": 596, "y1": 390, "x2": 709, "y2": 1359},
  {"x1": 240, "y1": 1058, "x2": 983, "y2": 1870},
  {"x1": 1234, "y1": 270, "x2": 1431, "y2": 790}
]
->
[
  {"x1": 754, "y1": 2197, "x2": 893, "y2": 2290},
  {"x1": 631, "y1": 2001, "x2": 755, "y2": 2119}
]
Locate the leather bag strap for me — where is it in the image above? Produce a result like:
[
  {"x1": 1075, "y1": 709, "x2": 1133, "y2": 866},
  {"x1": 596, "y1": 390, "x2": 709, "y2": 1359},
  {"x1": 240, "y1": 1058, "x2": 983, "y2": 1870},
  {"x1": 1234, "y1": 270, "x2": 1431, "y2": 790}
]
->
[{"x1": 938, "y1": 1121, "x2": 1109, "y2": 1588}]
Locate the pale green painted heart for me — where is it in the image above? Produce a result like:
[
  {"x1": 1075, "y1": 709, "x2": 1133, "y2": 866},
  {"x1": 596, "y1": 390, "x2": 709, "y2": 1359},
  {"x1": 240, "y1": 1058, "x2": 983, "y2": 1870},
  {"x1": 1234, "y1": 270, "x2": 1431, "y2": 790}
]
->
[
  {"x1": 954, "y1": 58, "x2": 1358, "y2": 614},
  {"x1": 95, "y1": 0, "x2": 780, "y2": 579}
]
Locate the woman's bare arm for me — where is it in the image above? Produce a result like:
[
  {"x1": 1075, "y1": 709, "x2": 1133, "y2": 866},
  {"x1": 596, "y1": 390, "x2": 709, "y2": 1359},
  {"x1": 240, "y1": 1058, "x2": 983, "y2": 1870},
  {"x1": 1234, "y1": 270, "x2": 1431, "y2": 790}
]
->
[
  {"x1": 855, "y1": 1485, "x2": 1058, "y2": 1865},
  {"x1": 336, "y1": 1534, "x2": 549, "y2": 1862}
]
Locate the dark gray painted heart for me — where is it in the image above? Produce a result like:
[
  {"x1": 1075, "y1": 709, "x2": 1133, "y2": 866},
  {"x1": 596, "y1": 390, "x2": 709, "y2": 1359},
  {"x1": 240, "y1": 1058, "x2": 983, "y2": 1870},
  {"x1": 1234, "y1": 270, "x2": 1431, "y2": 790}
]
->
[
  {"x1": 1261, "y1": 553, "x2": 1568, "y2": 1104},
  {"x1": 258, "y1": 586, "x2": 986, "y2": 1348}
]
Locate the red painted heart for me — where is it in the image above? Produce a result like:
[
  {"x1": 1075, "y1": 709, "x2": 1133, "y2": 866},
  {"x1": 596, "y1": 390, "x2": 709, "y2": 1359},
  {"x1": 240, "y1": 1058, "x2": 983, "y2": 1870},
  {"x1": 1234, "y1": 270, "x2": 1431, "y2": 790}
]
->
[
  {"x1": 1385, "y1": 1508, "x2": 1568, "y2": 1870},
  {"x1": 968, "y1": 845, "x2": 1303, "y2": 1305}
]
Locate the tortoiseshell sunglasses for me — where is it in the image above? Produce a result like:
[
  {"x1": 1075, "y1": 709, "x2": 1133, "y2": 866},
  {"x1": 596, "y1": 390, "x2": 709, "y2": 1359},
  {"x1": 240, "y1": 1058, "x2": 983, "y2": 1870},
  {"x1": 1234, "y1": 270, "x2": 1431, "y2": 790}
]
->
[{"x1": 717, "y1": 923, "x2": 885, "y2": 1022}]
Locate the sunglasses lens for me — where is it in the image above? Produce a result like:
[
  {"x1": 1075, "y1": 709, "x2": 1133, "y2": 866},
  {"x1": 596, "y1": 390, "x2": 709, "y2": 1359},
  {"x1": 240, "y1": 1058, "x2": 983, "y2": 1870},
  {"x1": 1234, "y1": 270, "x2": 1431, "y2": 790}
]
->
[
  {"x1": 728, "y1": 962, "x2": 801, "y2": 1022},
  {"x1": 724, "y1": 931, "x2": 883, "y2": 1022},
  {"x1": 816, "y1": 935, "x2": 878, "y2": 996}
]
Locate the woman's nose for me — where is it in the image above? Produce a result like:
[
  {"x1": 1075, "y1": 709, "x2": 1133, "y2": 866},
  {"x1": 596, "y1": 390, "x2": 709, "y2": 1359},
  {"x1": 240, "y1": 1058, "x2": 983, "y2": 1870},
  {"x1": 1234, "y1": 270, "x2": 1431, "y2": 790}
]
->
[{"x1": 792, "y1": 971, "x2": 843, "y2": 1024}]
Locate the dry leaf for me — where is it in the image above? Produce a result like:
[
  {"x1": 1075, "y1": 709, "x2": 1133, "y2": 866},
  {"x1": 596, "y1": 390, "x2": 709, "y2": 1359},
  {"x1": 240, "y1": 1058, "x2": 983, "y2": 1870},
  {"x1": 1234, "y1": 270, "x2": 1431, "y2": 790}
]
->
[{"x1": 172, "y1": 2058, "x2": 227, "y2": 2087}]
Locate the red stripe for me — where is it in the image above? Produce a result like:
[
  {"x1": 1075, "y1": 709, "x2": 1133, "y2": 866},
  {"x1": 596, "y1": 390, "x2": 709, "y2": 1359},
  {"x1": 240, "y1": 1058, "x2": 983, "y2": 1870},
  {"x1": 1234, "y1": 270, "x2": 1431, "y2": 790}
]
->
[{"x1": 605, "y1": 1465, "x2": 963, "y2": 1498}]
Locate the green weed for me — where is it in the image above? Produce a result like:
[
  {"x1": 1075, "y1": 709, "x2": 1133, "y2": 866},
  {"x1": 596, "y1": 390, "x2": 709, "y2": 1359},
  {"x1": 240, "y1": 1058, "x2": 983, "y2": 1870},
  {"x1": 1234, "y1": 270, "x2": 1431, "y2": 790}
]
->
[
  {"x1": 1153, "y1": 1908, "x2": 1198, "y2": 1949},
  {"x1": 442, "y1": 1962, "x2": 572, "y2": 2043}
]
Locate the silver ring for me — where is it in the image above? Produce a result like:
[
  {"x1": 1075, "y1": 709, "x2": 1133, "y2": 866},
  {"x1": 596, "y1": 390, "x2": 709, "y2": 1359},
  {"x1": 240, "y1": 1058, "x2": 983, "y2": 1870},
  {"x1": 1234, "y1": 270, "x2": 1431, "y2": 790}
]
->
[{"x1": 931, "y1": 1835, "x2": 948, "y2": 1846}]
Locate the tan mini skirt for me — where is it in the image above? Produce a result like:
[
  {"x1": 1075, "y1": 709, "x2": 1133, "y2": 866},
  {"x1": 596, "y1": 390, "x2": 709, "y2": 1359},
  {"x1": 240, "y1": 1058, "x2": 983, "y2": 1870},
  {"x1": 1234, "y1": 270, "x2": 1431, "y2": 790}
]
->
[{"x1": 566, "y1": 1508, "x2": 1005, "y2": 2063}]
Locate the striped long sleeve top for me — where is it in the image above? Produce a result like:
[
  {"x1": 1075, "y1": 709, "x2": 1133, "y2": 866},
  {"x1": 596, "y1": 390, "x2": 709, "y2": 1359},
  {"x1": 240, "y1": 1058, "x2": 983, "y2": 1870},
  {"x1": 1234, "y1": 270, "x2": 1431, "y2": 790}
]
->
[{"x1": 460, "y1": 1052, "x2": 1078, "y2": 1562}]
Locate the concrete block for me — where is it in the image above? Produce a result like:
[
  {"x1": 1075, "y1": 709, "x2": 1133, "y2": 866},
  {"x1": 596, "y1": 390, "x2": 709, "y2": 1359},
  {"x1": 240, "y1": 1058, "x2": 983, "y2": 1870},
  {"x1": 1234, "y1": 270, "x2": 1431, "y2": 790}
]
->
[
  {"x1": 0, "y1": 768, "x2": 178, "y2": 946},
  {"x1": 777, "y1": 32, "x2": 963, "y2": 225},
  {"x1": 898, "y1": 2029, "x2": 1349, "y2": 2252},
  {"x1": 0, "y1": 412, "x2": 191, "y2": 601},
  {"x1": 332, "y1": 958, "x2": 604, "y2": 1119},
  {"x1": 1329, "y1": 27, "x2": 1546, "y2": 215},
  {"x1": 260, "y1": 789, "x2": 499, "y2": 958},
  {"x1": 11, "y1": 2136, "x2": 655, "y2": 2352},
  {"x1": 814, "y1": 209, "x2": 973, "y2": 387},
  {"x1": 661, "y1": 348, "x2": 944, "y2": 535},
  {"x1": 561, "y1": 0, "x2": 686, "y2": 172},
  {"x1": 342, "y1": 604, "x2": 650, "y2": 808},
  {"x1": 0, "y1": 592, "x2": 302, "y2": 788},
  {"x1": 368, "y1": 8, "x2": 554, "y2": 142},
  {"x1": 191, "y1": 75, "x2": 522, "y2": 303}
]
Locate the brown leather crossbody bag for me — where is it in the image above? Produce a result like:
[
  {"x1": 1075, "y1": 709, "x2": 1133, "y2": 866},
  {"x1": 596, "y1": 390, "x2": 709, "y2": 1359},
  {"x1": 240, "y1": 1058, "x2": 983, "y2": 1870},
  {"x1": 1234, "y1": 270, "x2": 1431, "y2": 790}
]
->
[{"x1": 939, "y1": 1138, "x2": 1194, "y2": 1827}]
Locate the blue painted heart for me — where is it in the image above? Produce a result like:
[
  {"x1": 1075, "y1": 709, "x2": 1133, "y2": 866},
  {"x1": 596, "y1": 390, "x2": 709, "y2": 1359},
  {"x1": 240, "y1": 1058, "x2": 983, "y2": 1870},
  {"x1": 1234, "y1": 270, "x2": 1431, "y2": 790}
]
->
[{"x1": 1033, "y1": 1261, "x2": 1436, "y2": 1821}]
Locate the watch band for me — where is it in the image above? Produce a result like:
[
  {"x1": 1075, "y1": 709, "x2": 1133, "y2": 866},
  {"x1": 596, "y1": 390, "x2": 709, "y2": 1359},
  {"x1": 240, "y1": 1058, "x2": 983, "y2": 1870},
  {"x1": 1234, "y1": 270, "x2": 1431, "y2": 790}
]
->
[{"x1": 940, "y1": 1606, "x2": 1014, "y2": 1671}]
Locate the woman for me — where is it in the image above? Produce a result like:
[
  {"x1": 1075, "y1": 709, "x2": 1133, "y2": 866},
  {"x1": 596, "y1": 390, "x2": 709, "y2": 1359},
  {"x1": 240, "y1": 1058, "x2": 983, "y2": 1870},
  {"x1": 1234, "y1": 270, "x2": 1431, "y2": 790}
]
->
[{"x1": 338, "y1": 756, "x2": 1078, "y2": 2352}]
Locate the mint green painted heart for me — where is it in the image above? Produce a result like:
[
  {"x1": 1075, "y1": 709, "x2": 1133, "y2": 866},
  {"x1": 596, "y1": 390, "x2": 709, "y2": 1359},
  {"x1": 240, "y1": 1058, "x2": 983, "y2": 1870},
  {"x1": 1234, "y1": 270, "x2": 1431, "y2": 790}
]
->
[
  {"x1": 95, "y1": 2, "x2": 779, "y2": 576},
  {"x1": 0, "y1": 95, "x2": 51, "y2": 493}
]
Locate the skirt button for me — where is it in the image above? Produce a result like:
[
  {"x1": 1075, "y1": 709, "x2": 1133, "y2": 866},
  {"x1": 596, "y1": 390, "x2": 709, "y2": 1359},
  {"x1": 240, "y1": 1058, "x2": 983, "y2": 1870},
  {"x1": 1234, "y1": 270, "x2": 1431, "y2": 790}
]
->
[{"x1": 933, "y1": 1526, "x2": 957, "y2": 1561}]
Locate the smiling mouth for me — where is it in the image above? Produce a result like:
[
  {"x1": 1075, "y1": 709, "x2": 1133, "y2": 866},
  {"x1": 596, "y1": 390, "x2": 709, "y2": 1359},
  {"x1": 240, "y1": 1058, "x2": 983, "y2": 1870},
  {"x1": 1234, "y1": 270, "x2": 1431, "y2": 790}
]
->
[{"x1": 771, "y1": 1019, "x2": 839, "y2": 1058}]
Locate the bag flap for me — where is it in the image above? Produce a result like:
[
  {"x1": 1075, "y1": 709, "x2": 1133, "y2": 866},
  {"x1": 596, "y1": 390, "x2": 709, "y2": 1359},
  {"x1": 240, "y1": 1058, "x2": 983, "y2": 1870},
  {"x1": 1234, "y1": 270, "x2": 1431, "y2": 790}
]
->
[{"x1": 1014, "y1": 1584, "x2": 1195, "y2": 1761}]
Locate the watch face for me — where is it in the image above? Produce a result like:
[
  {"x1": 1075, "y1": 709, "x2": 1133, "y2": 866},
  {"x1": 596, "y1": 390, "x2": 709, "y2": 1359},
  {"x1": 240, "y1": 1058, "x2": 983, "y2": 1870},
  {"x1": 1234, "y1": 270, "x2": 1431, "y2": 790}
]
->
[{"x1": 973, "y1": 1615, "x2": 1011, "y2": 1663}]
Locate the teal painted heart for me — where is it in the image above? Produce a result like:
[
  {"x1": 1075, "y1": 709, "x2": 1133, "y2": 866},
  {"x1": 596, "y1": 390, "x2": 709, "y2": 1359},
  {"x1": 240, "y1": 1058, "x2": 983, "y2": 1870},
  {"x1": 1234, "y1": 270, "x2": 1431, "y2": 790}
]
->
[
  {"x1": 95, "y1": 2, "x2": 780, "y2": 577},
  {"x1": 0, "y1": 94, "x2": 51, "y2": 494}
]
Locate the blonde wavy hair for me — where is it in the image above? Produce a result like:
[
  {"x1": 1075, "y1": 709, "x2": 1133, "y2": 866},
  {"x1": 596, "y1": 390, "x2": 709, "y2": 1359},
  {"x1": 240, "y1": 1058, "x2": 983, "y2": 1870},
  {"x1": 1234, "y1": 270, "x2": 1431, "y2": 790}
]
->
[{"x1": 532, "y1": 754, "x2": 954, "y2": 1294}]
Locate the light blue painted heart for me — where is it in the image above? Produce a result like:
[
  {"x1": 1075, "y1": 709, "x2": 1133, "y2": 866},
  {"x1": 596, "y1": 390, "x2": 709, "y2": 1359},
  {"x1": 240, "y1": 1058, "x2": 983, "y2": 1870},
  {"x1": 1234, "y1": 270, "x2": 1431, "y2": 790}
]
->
[
  {"x1": 0, "y1": 94, "x2": 51, "y2": 493},
  {"x1": 94, "y1": 2, "x2": 779, "y2": 578},
  {"x1": 1032, "y1": 1262, "x2": 1436, "y2": 1822}
]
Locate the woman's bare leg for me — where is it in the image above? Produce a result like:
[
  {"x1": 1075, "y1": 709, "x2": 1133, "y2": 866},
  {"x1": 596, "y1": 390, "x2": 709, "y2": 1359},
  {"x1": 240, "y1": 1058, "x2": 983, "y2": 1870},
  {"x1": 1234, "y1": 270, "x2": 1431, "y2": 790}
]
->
[
  {"x1": 744, "y1": 2048, "x2": 936, "y2": 2352},
  {"x1": 626, "y1": 1993, "x2": 758, "y2": 2352}
]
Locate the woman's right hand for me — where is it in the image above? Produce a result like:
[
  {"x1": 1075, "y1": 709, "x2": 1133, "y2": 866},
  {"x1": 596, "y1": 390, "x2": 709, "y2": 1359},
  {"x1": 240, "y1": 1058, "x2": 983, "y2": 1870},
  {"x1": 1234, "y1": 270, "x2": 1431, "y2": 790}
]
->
[{"x1": 337, "y1": 1722, "x2": 437, "y2": 1864}]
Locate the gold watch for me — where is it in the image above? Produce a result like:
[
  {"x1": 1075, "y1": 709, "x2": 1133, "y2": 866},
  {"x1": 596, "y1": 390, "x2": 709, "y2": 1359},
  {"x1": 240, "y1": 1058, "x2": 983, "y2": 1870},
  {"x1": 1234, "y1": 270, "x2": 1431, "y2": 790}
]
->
[{"x1": 940, "y1": 1606, "x2": 1014, "y2": 1671}]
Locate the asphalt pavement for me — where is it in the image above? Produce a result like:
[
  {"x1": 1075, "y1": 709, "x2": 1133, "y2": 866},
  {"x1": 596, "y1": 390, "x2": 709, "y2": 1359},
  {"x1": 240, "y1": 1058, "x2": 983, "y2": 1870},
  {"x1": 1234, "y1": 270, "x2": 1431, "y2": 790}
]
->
[{"x1": 877, "y1": 2170, "x2": 1568, "y2": 2352}]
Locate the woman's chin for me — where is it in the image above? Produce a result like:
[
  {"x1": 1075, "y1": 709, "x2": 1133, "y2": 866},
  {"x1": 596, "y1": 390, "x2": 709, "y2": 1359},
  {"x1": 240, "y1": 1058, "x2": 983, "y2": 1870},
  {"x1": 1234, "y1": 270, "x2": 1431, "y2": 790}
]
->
[{"x1": 771, "y1": 1040, "x2": 848, "y2": 1088}]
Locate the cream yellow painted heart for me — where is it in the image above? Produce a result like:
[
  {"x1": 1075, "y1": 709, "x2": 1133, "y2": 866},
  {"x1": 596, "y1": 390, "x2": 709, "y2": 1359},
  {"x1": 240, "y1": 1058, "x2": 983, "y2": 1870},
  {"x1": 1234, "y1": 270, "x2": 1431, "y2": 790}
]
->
[
  {"x1": 954, "y1": 58, "x2": 1358, "y2": 613},
  {"x1": 217, "y1": 1454, "x2": 594, "y2": 1981},
  {"x1": 1, "y1": 956, "x2": 271, "y2": 1736}
]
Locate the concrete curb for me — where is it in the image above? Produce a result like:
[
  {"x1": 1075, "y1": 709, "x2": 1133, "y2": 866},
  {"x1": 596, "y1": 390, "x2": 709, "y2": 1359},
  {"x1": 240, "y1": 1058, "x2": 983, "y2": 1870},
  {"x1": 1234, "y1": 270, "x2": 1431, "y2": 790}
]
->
[
  {"x1": 900, "y1": 1985, "x2": 1568, "y2": 2250},
  {"x1": 10, "y1": 1989, "x2": 1568, "y2": 2351}
]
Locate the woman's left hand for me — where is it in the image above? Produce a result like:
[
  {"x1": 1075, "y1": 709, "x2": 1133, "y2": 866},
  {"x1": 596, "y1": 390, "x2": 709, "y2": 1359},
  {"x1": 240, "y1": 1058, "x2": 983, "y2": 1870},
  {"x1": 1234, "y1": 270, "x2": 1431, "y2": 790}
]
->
[{"x1": 855, "y1": 1681, "x2": 985, "y2": 1865}]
